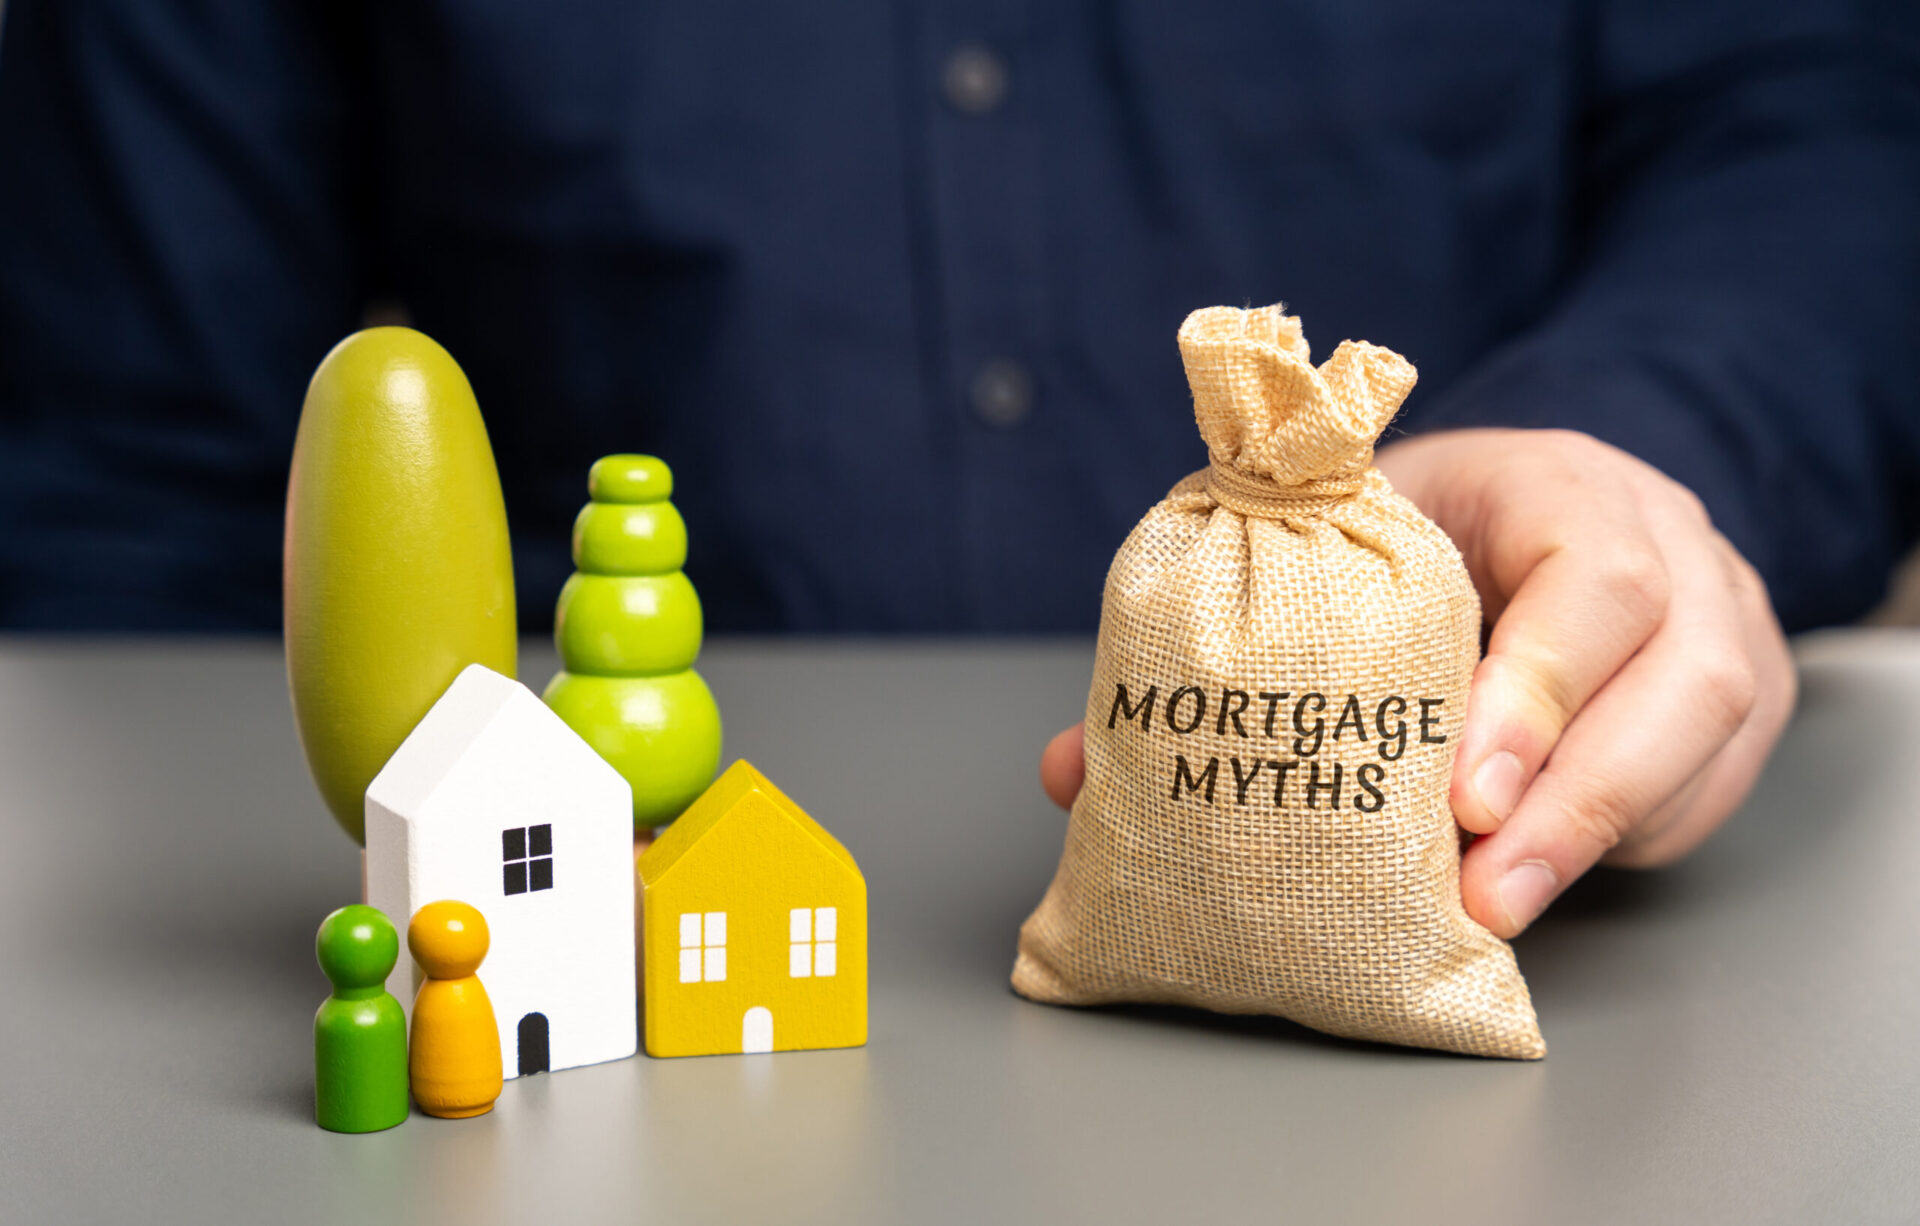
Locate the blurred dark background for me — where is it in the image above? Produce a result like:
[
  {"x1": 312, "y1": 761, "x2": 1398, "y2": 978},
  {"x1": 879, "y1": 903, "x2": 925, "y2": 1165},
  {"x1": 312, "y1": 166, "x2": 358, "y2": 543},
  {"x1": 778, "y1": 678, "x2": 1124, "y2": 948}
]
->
[{"x1": 2, "y1": 1, "x2": 1918, "y2": 635}]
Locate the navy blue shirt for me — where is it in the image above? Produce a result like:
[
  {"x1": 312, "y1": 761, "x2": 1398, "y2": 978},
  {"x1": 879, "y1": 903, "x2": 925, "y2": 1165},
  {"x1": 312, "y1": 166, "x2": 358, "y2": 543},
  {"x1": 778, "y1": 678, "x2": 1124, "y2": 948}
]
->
[{"x1": 2, "y1": 1, "x2": 1918, "y2": 633}]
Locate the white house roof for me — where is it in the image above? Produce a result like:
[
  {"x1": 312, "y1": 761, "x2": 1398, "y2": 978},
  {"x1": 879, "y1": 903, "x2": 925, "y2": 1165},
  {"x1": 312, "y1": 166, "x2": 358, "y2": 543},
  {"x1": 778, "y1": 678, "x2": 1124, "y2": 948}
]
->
[{"x1": 366, "y1": 663, "x2": 626, "y2": 824}]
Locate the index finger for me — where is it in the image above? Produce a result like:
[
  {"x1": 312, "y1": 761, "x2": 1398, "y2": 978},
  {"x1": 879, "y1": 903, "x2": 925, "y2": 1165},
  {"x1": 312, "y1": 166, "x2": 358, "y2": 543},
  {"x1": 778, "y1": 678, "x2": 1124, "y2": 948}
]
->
[{"x1": 1040, "y1": 723, "x2": 1085, "y2": 810}]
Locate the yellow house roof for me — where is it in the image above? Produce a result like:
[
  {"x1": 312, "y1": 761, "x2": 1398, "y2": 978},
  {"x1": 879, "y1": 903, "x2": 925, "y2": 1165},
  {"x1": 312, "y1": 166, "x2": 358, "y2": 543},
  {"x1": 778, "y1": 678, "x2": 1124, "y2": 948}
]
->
[{"x1": 639, "y1": 760, "x2": 861, "y2": 888}]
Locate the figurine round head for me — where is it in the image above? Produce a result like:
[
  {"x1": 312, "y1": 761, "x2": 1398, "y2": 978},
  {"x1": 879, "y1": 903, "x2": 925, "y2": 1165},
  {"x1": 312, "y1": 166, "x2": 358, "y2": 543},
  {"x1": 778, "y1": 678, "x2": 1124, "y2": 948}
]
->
[
  {"x1": 587, "y1": 454, "x2": 673, "y2": 504},
  {"x1": 315, "y1": 904, "x2": 400, "y2": 991},
  {"x1": 408, "y1": 900, "x2": 490, "y2": 978}
]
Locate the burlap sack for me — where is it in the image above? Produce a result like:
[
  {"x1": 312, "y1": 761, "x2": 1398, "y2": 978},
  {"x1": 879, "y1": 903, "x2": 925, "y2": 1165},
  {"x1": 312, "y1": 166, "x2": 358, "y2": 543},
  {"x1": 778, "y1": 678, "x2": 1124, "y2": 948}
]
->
[{"x1": 1013, "y1": 304, "x2": 1544, "y2": 1059}]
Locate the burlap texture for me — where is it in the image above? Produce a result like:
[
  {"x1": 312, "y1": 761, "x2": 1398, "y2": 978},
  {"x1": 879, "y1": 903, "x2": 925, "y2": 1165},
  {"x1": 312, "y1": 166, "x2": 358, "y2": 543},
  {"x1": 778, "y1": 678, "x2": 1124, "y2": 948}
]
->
[{"x1": 1012, "y1": 304, "x2": 1545, "y2": 1059}]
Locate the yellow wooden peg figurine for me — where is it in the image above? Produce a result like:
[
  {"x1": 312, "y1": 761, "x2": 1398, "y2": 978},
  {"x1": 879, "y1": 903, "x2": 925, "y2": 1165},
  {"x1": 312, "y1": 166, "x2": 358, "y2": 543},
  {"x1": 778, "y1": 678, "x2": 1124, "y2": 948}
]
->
[
  {"x1": 638, "y1": 761, "x2": 867, "y2": 1057},
  {"x1": 407, "y1": 900, "x2": 504, "y2": 1118}
]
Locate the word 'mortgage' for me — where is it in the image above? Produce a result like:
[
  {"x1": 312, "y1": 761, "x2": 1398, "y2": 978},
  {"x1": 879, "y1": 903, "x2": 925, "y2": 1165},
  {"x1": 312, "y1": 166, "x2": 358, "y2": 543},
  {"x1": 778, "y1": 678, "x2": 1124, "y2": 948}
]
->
[{"x1": 1106, "y1": 682, "x2": 1447, "y2": 812}]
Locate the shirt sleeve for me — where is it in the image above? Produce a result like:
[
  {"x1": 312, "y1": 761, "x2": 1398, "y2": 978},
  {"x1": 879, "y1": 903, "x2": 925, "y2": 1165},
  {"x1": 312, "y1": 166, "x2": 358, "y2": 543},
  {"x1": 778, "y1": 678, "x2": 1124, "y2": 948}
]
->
[
  {"x1": 1411, "y1": 2, "x2": 1920, "y2": 632},
  {"x1": 0, "y1": 0, "x2": 371, "y2": 628}
]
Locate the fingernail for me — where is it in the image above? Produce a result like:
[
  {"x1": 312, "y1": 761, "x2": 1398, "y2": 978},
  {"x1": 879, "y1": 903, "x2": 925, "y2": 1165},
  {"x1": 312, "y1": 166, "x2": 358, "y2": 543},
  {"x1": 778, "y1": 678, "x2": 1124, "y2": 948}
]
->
[
  {"x1": 1497, "y1": 860, "x2": 1560, "y2": 934},
  {"x1": 1472, "y1": 750, "x2": 1526, "y2": 824}
]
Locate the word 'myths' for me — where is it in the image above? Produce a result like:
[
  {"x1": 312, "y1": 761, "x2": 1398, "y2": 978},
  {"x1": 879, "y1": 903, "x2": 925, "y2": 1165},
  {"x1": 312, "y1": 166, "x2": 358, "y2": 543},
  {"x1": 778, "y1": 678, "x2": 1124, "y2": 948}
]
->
[
  {"x1": 1171, "y1": 755, "x2": 1388, "y2": 812},
  {"x1": 1107, "y1": 683, "x2": 1447, "y2": 761}
]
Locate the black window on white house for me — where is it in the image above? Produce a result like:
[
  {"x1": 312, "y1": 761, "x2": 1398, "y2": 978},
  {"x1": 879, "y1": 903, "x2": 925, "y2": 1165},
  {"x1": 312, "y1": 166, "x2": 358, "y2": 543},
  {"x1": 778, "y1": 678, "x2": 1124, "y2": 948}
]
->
[{"x1": 503, "y1": 824, "x2": 554, "y2": 895}]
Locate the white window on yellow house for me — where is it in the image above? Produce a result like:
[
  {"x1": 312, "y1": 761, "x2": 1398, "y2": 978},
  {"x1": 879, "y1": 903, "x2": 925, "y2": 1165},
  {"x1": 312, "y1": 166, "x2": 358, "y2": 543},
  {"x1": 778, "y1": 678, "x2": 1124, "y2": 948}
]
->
[
  {"x1": 788, "y1": 907, "x2": 838, "y2": 978},
  {"x1": 679, "y1": 911, "x2": 727, "y2": 983}
]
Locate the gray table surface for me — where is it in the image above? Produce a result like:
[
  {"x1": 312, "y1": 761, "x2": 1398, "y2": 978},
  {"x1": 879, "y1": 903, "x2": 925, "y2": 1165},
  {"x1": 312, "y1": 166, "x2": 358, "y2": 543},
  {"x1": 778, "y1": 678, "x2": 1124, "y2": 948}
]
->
[{"x1": 2, "y1": 634, "x2": 1916, "y2": 1225}]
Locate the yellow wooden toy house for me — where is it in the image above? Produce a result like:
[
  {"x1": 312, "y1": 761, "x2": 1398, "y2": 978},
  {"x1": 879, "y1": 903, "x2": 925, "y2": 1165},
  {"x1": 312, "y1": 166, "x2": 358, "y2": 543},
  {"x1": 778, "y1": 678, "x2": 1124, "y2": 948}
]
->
[{"x1": 638, "y1": 760, "x2": 867, "y2": 1057}]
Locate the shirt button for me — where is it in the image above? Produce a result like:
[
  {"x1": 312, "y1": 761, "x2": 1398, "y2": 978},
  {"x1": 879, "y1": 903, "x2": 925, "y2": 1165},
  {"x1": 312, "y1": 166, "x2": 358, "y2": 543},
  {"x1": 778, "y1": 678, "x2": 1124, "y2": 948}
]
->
[
  {"x1": 970, "y1": 359, "x2": 1034, "y2": 428},
  {"x1": 942, "y1": 43, "x2": 1009, "y2": 115}
]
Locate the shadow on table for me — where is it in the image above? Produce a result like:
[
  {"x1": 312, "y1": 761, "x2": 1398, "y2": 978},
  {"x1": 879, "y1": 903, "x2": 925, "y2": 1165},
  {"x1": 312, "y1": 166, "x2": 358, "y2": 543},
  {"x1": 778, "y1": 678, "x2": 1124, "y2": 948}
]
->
[
  {"x1": 1079, "y1": 1000, "x2": 1495, "y2": 1060},
  {"x1": 991, "y1": 861, "x2": 1726, "y2": 1059}
]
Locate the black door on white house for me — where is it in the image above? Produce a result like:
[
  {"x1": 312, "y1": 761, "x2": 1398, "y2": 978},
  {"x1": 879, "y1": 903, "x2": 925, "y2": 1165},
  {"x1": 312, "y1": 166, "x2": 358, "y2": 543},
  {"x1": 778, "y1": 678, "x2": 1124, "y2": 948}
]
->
[{"x1": 518, "y1": 1012, "x2": 550, "y2": 1075}]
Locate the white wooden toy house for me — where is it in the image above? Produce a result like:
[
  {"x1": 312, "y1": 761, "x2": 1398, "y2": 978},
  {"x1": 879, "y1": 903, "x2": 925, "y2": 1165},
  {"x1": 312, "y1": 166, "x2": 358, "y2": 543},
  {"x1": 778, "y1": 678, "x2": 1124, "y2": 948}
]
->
[{"x1": 366, "y1": 664, "x2": 637, "y2": 1078}]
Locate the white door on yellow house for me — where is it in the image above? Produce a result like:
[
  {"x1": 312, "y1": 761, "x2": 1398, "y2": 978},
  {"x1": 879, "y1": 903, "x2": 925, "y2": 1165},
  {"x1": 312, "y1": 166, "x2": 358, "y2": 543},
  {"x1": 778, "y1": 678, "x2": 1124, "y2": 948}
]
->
[{"x1": 743, "y1": 1007, "x2": 773, "y2": 1053}]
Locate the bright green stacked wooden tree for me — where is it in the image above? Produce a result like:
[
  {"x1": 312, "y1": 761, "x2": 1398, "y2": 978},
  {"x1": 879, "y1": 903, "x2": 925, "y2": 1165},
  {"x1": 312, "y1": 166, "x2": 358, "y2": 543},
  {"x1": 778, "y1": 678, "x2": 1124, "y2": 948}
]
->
[{"x1": 543, "y1": 455, "x2": 723, "y2": 829}]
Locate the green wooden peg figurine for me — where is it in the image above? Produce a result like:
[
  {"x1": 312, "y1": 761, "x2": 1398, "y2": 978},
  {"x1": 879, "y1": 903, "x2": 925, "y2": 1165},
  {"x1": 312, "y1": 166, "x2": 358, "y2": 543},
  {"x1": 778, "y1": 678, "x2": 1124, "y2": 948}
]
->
[
  {"x1": 314, "y1": 905, "x2": 410, "y2": 1133},
  {"x1": 544, "y1": 455, "x2": 724, "y2": 828}
]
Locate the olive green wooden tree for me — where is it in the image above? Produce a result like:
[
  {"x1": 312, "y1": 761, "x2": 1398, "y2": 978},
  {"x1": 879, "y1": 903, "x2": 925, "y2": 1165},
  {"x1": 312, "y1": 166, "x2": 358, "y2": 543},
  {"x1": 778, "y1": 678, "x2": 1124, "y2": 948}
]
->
[{"x1": 285, "y1": 328, "x2": 516, "y2": 844}]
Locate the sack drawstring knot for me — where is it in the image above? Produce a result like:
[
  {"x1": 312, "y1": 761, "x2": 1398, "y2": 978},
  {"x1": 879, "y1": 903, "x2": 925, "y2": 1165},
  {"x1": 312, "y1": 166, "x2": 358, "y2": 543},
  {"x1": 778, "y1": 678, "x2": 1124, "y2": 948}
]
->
[{"x1": 1205, "y1": 458, "x2": 1365, "y2": 519}]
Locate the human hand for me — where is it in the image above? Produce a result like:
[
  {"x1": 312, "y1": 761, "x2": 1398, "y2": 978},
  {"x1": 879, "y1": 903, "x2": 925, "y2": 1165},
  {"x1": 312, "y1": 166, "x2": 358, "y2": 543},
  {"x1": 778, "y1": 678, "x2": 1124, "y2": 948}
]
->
[{"x1": 1039, "y1": 428, "x2": 1796, "y2": 938}]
